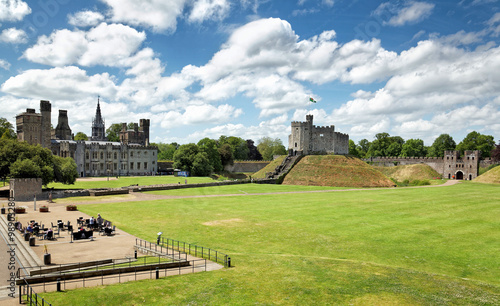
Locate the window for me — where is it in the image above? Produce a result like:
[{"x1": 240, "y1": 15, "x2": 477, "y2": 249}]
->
[
  {"x1": 144, "y1": 162, "x2": 147, "y2": 169},
  {"x1": 130, "y1": 162, "x2": 134, "y2": 170},
  {"x1": 295, "y1": 142, "x2": 297, "y2": 147},
  {"x1": 100, "y1": 152, "x2": 103, "y2": 159},
  {"x1": 114, "y1": 152, "x2": 117, "y2": 159},
  {"x1": 130, "y1": 151, "x2": 134, "y2": 157},
  {"x1": 137, "y1": 162, "x2": 141, "y2": 169},
  {"x1": 114, "y1": 163, "x2": 117, "y2": 170},
  {"x1": 86, "y1": 152, "x2": 89, "y2": 159},
  {"x1": 100, "y1": 163, "x2": 104, "y2": 170},
  {"x1": 86, "y1": 163, "x2": 89, "y2": 171}
]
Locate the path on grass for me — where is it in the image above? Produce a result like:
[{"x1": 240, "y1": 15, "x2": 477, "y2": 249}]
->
[{"x1": 49, "y1": 179, "x2": 461, "y2": 206}]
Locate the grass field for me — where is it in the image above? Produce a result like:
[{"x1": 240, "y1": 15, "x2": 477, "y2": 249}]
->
[
  {"x1": 46, "y1": 176, "x2": 215, "y2": 189},
  {"x1": 41, "y1": 181, "x2": 500, "y2": 305}
]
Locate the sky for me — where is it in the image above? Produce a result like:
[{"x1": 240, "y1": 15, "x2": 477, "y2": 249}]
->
[{"x1": 1, "y1": 0, "x2": 499, "y2": 147}]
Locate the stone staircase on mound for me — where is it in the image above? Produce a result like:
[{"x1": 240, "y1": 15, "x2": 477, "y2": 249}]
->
[
  {"x1": 266, "y1": 154, "x2": 302, "y2": 180},
  {"x1": 0, "y1": 214, "x2": 45, "y2": 272}
]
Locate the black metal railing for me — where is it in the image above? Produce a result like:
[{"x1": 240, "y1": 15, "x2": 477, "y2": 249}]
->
[
  {"x1": 155, "y1": 237, "x2": 231, "y2": 267},
  {"x1": 19, "y1": 278, "x2": 52, "y2": 305}
]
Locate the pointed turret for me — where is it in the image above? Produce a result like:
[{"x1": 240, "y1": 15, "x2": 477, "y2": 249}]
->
[{"x1": 91, "y1": 96, "x2": 106, "y2": 141}]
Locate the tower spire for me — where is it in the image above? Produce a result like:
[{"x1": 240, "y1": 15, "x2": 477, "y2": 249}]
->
[{"x1": 91, "y1": 96, "x2": 106, "y2": 141}]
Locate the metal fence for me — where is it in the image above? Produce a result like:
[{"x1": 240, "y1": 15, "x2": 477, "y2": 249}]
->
[
  {"x1": 159, "y1": 237, "x2": 231, "y2": 267},
  {"x1": 18, "y1": 279, "x2": 52, "y2": 306},
  {"x1": 18, "y1": 258, "x2": 208, "y2": 296}
]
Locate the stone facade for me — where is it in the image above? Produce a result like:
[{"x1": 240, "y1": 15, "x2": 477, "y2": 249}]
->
[
  {"x1": 119, "y1": 119, "x2": 150, "y2": 146},
  {"x1": 289, "y1": 115, "x2": 349, "y2": 155},
  {"x1": 443, "y1": 150, "x2": 480, "y2": 180},
  {"x1": 16, "y1": 100, "x2": 158, "y2": 177},
  {"x1": 368, "y1": 150, "x2": 484, "y2": 180},
  {"x1": 9, "y1": 178, "x2": 42, "y2": 201}
]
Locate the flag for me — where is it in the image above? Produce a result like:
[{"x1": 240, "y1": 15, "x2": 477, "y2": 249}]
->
[{"x1": 309, "y1": 97, "x2": 316, "y2": 103}]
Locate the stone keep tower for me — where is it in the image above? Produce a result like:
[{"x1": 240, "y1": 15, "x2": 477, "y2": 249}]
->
[
  {"x1": 139, "y1": 119, "x2": 150, "y2": 145},
  {"x1": 91, "y1": 98, "x2": 106, "y2": 141},
  {"x1": 443, "y1": 150, "x2": 481, "y2": 180},
  {"x1": 16, "y1": 100, "x2": 52, "y2": 149},
  {"x1": 289, "y1": 115, "x2": 349, "y2": 155},
  {"x1": 54, "y1": 110, "x2": 73, "y2": 140}
]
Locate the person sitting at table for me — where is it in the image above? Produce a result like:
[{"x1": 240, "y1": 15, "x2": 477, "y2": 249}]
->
[
  {"x1": 26, "y1": 224, "x2": 33, "y2": 233},
  {"x1": 44, "y1": 228, "x2": 53, "y2": 240}
]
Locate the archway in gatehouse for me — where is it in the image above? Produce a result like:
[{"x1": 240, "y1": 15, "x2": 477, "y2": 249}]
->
[{"x1": 456, "y1": 171, "x2": 464, "y2": 180}]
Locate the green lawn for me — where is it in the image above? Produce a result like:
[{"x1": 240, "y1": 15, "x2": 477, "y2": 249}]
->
[
  {"x1": 41, "y1": 182, "x2": 500, "y2": 305},
  {"x1": 47, "y1": 176, "x2": 215, "y2": 189},
  {"x1": 144, "y1": 183, "x2": 350, "y2": 196}
]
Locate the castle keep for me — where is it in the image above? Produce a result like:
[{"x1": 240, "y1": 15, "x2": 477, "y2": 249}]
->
[
  {"x1": 16, "y1": 100, "x2": 157, "y2": 177},
  {"x1": 289, "y1": 115, "x2": 349, "y2": 155}
]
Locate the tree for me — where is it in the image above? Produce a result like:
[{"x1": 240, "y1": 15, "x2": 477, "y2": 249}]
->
[
  {"x1": 155, "y1": 142, "x2": 179, "y2": 160},
  {"x1": 53, "y1": 156, "x2": 78, "y2": 184},
  {"x1": 491, "y1": 142, "x2": 500, "y2": 162},
  {"x1": 74, "y1": 132, "x2": 88, "y2": 141},
  {"x1": 456, "y1": 131, "x2": 495, "y2": 157},
  {"x1": 257, "y1": 137, "x2": 287, "y2": 161},
  {"x1": 0, "y1": 139, "x2": 77, "y2": 185},
  {"x1": 367, "y1": 133, "x2": 404, "y2": 157},
  {"x1": 348, "y1": 140, "x2": 360, "y2": 158},
  {"x1": 401, "y1": 139, "x2": 427, "y2": 157},
  {"x1": 191, "y1": 152, "x2": 213, "y2": 176},
  {"x1": 198, "y1": 138, "x2": 223, "y2": 172},
  {"x1": 173, "y1": 144, "x2": 199, "y2": 173},
  {"x1": 219, "y1": 136, "x2": 249, "y2": 160},
  {"x1": 358, "y1": 139, "x2": 370, "y2": 158},
  {"x1": 0, "y1": 117, "x2": 16, "y2": 139},
  {"x1": 428, "y1": 134, "x2": 456, "y2": 157},
  {"x1": 10, "y1": 159, "x2": 42, "y2": 179},
  {"x1": 218, "y1": 143, "x2": 233, "y2": 166},
  {"x1": 246, "y1": 139, "x2": 263, "y2": 160}
]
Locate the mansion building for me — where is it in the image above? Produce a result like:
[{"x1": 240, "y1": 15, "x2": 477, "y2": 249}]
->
[{"x1": 16, "y1": 100, "x2": 158, "y2": 177}]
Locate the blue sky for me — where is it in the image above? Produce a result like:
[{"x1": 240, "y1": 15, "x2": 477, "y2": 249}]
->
[{"x1": 1, "y1": 0, "x2": 499, "y2": 147}]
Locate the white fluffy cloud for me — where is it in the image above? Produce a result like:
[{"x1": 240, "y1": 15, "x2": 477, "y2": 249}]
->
[
  {"x1": 68, "y1": 10, "x2": 105, "y2": 27},
  {"x1": 23, "y1": 23, "x2": 146, "y2": 67},
  {"x1": 374, "y1": 1, "x2": 435, "y2": 26},
  {"x1": 0, "y1": 0, "x2": 30, "y2": 22},
  {"x1": 1, "y1": 66, "x2": 118, "y2": 100},
  {"x1": 0, "y1": 27, "x2": 27, "y2": 43},
  {"x1": 189, "y1": 0, "x2": 230, "y2": 23}
]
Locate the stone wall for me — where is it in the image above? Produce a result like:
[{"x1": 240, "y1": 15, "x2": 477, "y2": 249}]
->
[
  {"x1": 9, "y1": 178, "x2": 43, "y2": 201},
  {"x1": 224, "y1": 161, "x2": 270, "y2": 173}
]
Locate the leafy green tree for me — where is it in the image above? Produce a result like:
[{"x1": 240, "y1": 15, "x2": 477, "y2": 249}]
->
[
  {"x1": 0, "y1": 117, "x2": 16, "y2": 139},
  {"x1": 456, "y1": 131, "x2": 495, "y2": 157},
  {"x1": 10, "y1": 159, "x2": 42, "y2": 179},
  {"x1": 173, "y1": 143, "x2": 199, "y2": 173},
  {"x1": 358, "y1": 139, "x2": 370, "y2": 158},
  {"x1": 74, "y1": 132, "x2": 88, "y2": 141},
  {"x1": 257, "y1": 137, "x2": 287, "y2": 161},
  {"x1": 348, "y1": 140, "x2": 360, "y2": 158},
  {"x1": 191, "y1": 152, "x2": 213, "y2": 176},
  {"x1": 198, "y1": 138, "x2": 223, "y2": 172},
  {"x1": 401, "y1": 139, "x2": 427, "y2": 157},
  {"x1": 154, "y1": 142, "x2": 179, "y2": 160},
  {"x1": 218, "y1": 143, "x2": 233, "y2": 166},
  {"x1": 0, "y1": 139, "x2": 77, "y2": 185},
  {"x1": 53, "y1": 156, "x2": 78, "y2": 184},
  {"x1": 219, "y1": 136, "x2": 250, "y2": 160},
  {"x1": 428, "y1": 134, "x2": 456, "y2": 157}
]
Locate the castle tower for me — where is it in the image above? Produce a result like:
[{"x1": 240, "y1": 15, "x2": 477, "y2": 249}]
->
[
  {"x1": 54, "y1": 110, "x2": 72, "y2": 140},
  {"x1": 40, "y1": 100, "x2": 52, "y2": 148},
  {"x1": 91, "y1": 97, "x2": 106, "y2": 141},
  {"x1": 140, "y1": 119, "x2": 150, "y2": 145}
]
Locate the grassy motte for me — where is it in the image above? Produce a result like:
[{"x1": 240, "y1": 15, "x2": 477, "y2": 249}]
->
[
  {"x1": 42, "y1": 182, "x2": 500, "y2": 305},
  {"x1": 283, "y1": 155, "x2": 394, "y2": 187},
  {"x1": 475, "y1": 165, "x2": 500, "y2": 184}
]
